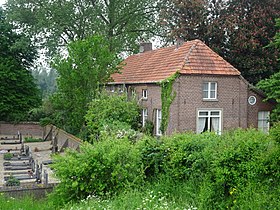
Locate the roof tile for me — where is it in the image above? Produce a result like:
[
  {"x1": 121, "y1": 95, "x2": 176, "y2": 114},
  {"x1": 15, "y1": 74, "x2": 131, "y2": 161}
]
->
[{"x1": 111, "y1": 39, "x2": 240, "y2": 84}]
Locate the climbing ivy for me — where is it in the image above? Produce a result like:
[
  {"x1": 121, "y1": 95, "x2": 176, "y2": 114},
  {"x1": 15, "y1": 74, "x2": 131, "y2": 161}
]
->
[{"x1": 159, "y1": 72, "x2": 180, "y2": 134}]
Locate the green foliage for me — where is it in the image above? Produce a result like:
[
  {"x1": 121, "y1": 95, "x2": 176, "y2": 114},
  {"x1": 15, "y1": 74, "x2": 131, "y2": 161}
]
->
[
  {"x1": 85, "y1": 92, "x2": 140, "y2": 141},
  {"x1": 159, "y1": 72, "x2": 179, "y2": 133},
  {"x1": 270, "y1": 122, "x2": 280, "y2": 143},
  {"x1": 0, "y1": 8, "x2": 41, "y2": 122},
  {"x1": 46, "y1": 126, "x2": 280, "y2": 208},
  {"x1": 49, "y1": 35, "x2": 120, "y2": 134},
  {"x1": 257, "y1": 71, "x2": 280, "y2": 122},
  {"x1": 4, "y1": 153, "x2": 13, "y2": 160},
  {"x1": 50, "y1": 139, "x2": 145, "y2": 206},
  {"x1": 0, "y1": 194, "x2": 54, "y2": 210},
  {"x1": 24, "y1": 137, "x2": 43, "y2": 143},
  {"x1": 5, "y1": 175, "x2": 20, "y2": 186},
  {"x1": 161, "y1": 0, "x2": 280, "y2": 84},
  {"x1": 32, "y1": 68, "x2": 58, "y2": 99},
  {"x1": 142, "y1": 120, "x2": 154, "y2": 136},
  {"x1": 5, "y1": 0, "x2": 160, "y2": 55}
]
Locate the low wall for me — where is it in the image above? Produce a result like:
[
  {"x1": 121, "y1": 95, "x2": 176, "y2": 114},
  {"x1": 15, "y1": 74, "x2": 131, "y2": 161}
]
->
[
  {"x1": 0, "y1": 122, "x2": 44, "y2": 138},
  {"x1": 0, "y1": 122, "x2": 82, "y2": 151},
  {"x1": 0, "y1": 183, "x2": 57, "y2": 199},
  {"x1": 44, "y1": 125, "x2": 81, "y2": 151}
]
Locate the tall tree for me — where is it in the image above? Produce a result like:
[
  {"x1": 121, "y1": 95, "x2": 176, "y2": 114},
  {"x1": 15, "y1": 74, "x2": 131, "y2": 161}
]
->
[
  {"x1": 49, "y1": 35, "x2": 120, "y2": 134},
  {"x1": 257, "y1": 18, "x2": 280, "y2": 122},
  {"x1": 160, "y1": 0, "x2": 280, "y2": 84},
  {"x1": 32, "y1": 67, "x2": 58, "y2": 98},
  {"x1": 0, "y1": 7, "x2": 40, "y2": 121},
  {"x1": 5, "y1": 0, "x2": 160, "y2": 55}
]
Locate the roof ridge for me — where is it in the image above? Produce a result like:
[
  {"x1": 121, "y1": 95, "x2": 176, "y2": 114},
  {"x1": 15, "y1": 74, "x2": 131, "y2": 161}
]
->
[{"x1": 178, "y1": 40, "x2": 200, "y2": 73}]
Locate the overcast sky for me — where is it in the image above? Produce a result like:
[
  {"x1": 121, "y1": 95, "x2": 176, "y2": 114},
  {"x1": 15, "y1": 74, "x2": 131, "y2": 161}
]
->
[{"x1": 0, "y1": 0, "x2": 6, "y2": 6}]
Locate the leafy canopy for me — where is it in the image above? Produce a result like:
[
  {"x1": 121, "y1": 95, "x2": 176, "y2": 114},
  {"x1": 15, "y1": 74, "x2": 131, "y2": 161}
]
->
[
  {"x1": 5, "y1": 0, "x2": 160, "y2": 54},
  {"x1": 0, "y1": 7, "x2": 40, "y2": 121},
  {"x1": 48, "y1": 35, "x2": 120, "y2": 134},
  {"x1": 257, "y1": 19, "x2": 280, "y2": 122},
  {"x1": 160, "y1": 0, "x2": 280, "y2": 84}
]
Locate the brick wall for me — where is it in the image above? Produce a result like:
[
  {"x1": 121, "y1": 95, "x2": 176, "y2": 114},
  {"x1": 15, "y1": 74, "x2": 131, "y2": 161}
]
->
[
  {"x1": 247, "y1": 90, "x2": 275, "y2": 128},
  {"x1": 113, "y1": 77, "x2": 274, "y2": 135},
  {"x1": 0, "y1": 122, "x2": 44, "y2": 137}
]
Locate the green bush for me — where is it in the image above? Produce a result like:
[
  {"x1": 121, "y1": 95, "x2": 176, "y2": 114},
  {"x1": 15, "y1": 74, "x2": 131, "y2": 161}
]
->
[
  {"x1": 4, "y1": 153, "x2": 13, "y2": 160},
  {"x1": 5, "y1": 175, "x2": 20, "y2": 186},
  {"x1": 270, "y1": 122, "x2": 280, "y2": 143},
  {"x1": 24, "y1": 137, "x2": 43, "y2": 143},
  {"x1": 48, "y1": 128, "x2": 280, "y2": 208},
  {"x1": 50, "y1": 138, "x2": 145, "y2": 206},
  {"x1": 85, "y1": 92, "x2": 141, "y2": 141}
]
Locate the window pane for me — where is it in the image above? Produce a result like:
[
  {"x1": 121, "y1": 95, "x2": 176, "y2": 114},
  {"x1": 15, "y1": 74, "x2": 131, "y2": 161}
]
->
[
  {"x1": 199, "y1": 111, "x2": 208, "y2": 116},
  {"x1": 210, "y1": 111, "x2": 220, "y2": 116},
  {"x1": 210, "y1": 82, "x2": 216, "y2": 91},
  {"x1": 210, "y1": 91, "x2": 216, "y2": 99},
  {"x1": 203, "y1": 91, "x2": 208, "y2": 98},
  {"x1": 203, "y1": 83, "x2": 208, "y2": 91}
]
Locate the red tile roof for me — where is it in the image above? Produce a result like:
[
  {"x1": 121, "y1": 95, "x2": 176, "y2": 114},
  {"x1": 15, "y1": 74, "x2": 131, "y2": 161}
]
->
[{"x1": 110, "y1": 39, "x2": 240, "y2": 84}]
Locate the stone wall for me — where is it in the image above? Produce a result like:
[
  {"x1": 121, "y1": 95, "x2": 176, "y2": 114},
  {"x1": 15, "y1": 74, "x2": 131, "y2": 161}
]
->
[
  {"x1": 44, "y1": 125, "x2": 81, "y2": 151},
  {"x1": 0, "y1": 184, "x2": 56, "y2": 199}
]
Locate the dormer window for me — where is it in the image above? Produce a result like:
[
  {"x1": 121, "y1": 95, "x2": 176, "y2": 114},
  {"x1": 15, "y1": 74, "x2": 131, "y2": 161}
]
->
[
  {"x1": 203, "y1": 82, "x2": 217, "y2": 100},
  {"x1": 142, "y1": 89, "x2": 148, "y2": 100}
]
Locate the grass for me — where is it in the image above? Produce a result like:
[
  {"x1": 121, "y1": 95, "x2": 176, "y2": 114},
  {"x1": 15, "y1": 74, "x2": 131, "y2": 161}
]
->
[
  {"x1": 0, "y1": 194, "x2": 54, "y2": 210},
  {"x1": 0, "y1": 179, "x2": 198, "y2": 210},
  {"x1": 61, "y1": 180, "x2": 199, "y2": 210},
  {"x1": 24, "y1": 137, "x2": 43, "y2": 143}
]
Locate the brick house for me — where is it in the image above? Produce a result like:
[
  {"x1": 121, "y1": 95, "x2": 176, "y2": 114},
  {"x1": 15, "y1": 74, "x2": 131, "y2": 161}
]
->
[{"x1": 108, "y1": 39, "x2": 274, "y2": 135}]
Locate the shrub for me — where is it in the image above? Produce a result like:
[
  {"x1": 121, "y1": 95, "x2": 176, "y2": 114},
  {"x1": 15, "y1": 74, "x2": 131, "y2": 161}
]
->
[
  {"x1": 270, "y1": 122, "x2": 280, "y2": 143},
  {"x1": 24, "y1": 137, "x2": 43, "y2": 143},
  {"x1": 50, "y1": 138, "x2": 145, "y2": 206},
  {"x1": 85, "y1": 92, "x2": 140, "y2": 141},
  {"x1": 4, "y1": 153, "x2": 13, "y2": 160},
  {"x1": 6, "y1": 175, "x2": 20, "y2": 186}
]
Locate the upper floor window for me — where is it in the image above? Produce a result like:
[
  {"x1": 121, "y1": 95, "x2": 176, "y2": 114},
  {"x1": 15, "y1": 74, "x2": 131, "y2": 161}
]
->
[
  {"x1": 142, "y1": 89, "x2": 148, "y2": 99},
  {"x1": 203, "y1": 82, "x2": 217, "y2": 100},
  {"x1": 258, "y1": 111, "x2": 270, "y2": 133}
]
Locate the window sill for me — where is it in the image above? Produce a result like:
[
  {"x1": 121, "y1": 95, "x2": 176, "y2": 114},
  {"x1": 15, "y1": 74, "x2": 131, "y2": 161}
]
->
[{"x1": 202, "y1": 99, "x2": 218, "y2": 102}]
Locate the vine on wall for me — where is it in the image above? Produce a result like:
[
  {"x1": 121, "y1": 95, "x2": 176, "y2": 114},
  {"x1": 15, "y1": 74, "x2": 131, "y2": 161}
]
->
[{"x1": 159, "y1": 72, "x2": 179, "y2": 134}]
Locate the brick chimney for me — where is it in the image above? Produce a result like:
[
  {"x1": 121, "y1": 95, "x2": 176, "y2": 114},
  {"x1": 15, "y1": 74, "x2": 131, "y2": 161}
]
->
[
  {"x1": 139, "y1": 42, "x2": 152, "y2": 53},
  {"x1": 176, "y1": 37, "x2": 184, "y2": 49}
]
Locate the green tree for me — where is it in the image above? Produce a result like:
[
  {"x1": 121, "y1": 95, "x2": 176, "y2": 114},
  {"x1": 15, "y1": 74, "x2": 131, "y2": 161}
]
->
[
  {"x1": 5, "y1": 0, "x2": 160, "y2": 54},
  {"x1": 160, "y1": 0, "x2": 280, "y2": 84},
  {"x1": 0, "y1": 7, "x2": 40, "y2": 121},
  {"x1": 49, "y1": 35, "x2": 120, "y2": 134},
  {"x1": 257, "y1": 19, "x2": 280, "y2": 122},
  {"x1": 32, "y1": 67, "x2": 58, "y2": 99}
]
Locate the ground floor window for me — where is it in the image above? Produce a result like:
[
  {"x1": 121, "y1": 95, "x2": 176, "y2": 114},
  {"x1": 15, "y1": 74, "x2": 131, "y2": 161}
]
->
[
  {"x1": 197, "y1": 109, "x2": 222, "y2": 135},
  {"x1": 258, "y1": 111, "x2": 270, "y2": 133},
  {"x1": 156, "y1": 109, "x2": 162, "y2": 136},
  {"x1": 142, "y1": 108, "x2": 148, "y2": 127}
]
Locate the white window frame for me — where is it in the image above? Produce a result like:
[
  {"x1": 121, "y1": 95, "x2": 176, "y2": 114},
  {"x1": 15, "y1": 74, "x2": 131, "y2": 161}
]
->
[
  {"x1": 258, "y1": 111, "x2": 270, "y2": 133},
  {"x1": 203, "y1": 82, "x2": 217, "y2": 100},
  {"x1": 142, "y1": 108, "x2": 148, "y2": 127},
  {"x1": 142, "y1": 89, "x2": 148, "y2": 100},
  {"x1": 156, "y1": 109, "x2": 162, "y2": 136},
  {"x1": 197, "y1": 109, "x2": 222, "y2": 135}
]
